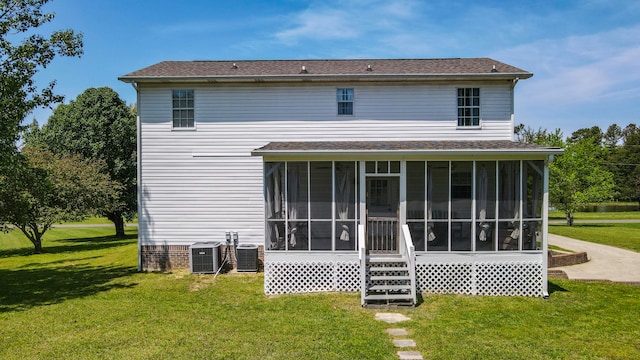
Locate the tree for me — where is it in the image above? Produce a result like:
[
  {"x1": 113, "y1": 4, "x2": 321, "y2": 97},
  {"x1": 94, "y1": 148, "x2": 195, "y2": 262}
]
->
[
  {"x1": 0, "y1": 0, "x2": 82, "y2": 174},
  {"x1": 0, "y1": 146, "x2": 119, "y2": 253},
  {"x1": 33, "y1": 87, "x2": 136, "y2": 237},
  {"x1": 515, "y1": 124, "x2": 564, "y2": 147},
  {"x1": 550, "y1": 139, "x2": 616, "y2": 225},
  {"x1": 569, "y1": 126, "x2": 603, "y2": 146},
  {"x1": 517, "y1": 124, "x2": 615, "y2": 225},
  {"x1": 616, "y1": 124, "x2": 640, "y2": 207},
  {"x1": 603, "y1": 123, "x2": 623, "y2": 149}
]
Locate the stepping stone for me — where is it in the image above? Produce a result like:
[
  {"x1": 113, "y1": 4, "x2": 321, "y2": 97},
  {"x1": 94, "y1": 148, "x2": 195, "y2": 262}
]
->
[
  {"x1": 375, "y1": 312, "x2": 411, "y2": 323},
  {"x1": 387, "y1": 328, "x2": 408, "y2": 336},
  {"x1": 393, "y1": 339, "x2": 417, "y2": 347},
  {"x1": 397, "y1": 351, "x2": 423, "y2": 360}
]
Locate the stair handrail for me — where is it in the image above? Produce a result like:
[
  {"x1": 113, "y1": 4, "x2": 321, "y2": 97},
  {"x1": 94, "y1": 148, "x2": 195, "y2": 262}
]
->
[
  {"x1": 400, "y1": 224, "x2": 417, "y2": 305},
  {"x1": 358, "y1": 224, "x2": 366, "y2": 306}
]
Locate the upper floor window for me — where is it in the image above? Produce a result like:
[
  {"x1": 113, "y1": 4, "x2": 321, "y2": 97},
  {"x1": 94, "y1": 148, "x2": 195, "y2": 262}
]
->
[
  {"x1": 337, "y1": 88, "x2": 354, "y2": 115},
  {"x1": 457, "y1": 88, "x2": 480, "y2": 127},
  {"x1": 172, "y1": 90, "x2": 194, "y2": 128}
]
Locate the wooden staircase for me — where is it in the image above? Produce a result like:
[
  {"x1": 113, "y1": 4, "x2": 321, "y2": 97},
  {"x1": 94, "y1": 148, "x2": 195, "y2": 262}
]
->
[{"x1": 363, "y1": 254, "x2": 416, "y2": 307}]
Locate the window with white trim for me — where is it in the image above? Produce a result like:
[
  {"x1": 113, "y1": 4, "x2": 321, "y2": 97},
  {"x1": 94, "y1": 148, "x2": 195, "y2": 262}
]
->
[
  {"x1": 172, "y1": 90, "x2": 194, "y2": 128},
  {"x1": 337, "y1": 88, "x2": 354, "y2": 115},
  {"x1": 457, "y1": 88, "x2": 480, "y2": 126}
]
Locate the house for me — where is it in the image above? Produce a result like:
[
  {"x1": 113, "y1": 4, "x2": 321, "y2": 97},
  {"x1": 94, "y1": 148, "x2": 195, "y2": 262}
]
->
[{"x1": 119, "y1": 58, "x2": 561, "y2": 305}]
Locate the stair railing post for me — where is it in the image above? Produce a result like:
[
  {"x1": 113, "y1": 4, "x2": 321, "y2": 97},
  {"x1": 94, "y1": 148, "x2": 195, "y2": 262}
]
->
[
  {"x1": 401, "y1": 224, "x2": 417, "y2": 305},
  {"x1": 358, "y1": 224, "x2": 366, "y2": 306}
]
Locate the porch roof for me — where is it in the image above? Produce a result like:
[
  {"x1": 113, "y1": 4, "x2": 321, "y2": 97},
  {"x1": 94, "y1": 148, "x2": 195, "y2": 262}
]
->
[{"x1": 251, "y1": 140, "x2": 563, "y2": 157}]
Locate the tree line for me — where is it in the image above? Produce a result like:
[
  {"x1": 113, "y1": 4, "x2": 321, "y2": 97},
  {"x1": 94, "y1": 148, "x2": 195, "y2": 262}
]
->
[
  {"x1": 516, "y1": 123, "x2": 640, "y2": 225},
  {"x1": 0, "y1": 1, "x2": 135, "y2": 253}
]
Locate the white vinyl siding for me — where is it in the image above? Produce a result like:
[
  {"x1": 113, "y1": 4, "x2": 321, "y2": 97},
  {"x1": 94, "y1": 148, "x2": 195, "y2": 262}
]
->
[{"x1": 137, "y1": 82, "x2": 515, "y2": 247}]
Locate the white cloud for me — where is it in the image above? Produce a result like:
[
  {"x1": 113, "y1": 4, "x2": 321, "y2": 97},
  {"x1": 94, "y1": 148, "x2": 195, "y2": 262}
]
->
[
  {"x1": 490, "y1": 24, "x2": 640, "y2": 135},
  {"x1": 274, "y1": 0, "x2": 420, "y2": 45},
  {"x1": 493, "y1": 25, "x2": 640, "y2": 106},
  {"x1": 275, "y1": 8, "x2": 357, "y2": 43}
]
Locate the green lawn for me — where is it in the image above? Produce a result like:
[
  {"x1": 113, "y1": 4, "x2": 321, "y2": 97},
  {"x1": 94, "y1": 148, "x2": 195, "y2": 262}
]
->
[
  {"x1": 549, "y1": 210, "x2": 640, "y2": 221},
  {"x1": 550, "y1": 223, "x2": 640, "y2": 252},
  {"x1": 0, "y1": 225, "x2": 128, "y2": 252},
  {"x1": 62, "y1": 216, "x2": 138, "y2": 225},
  {"x1": 1, "y1": 228, "x2": 639, "y2": 359},
  {"x1": 406, "y1": 281, "x2": 640, "y2": 359}
]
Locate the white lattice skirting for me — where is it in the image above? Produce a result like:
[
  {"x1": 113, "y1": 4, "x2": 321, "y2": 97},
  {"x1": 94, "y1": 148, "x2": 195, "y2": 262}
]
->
[
  {"x1": 416, "y1": 261, "x2": 544, "y2": 297},
  {"x1": 264, "y1": 255, "x2": 544, "y2": 297},
  {"x1": 264, "y1": 260, "x2": 360, "y2": 294}
]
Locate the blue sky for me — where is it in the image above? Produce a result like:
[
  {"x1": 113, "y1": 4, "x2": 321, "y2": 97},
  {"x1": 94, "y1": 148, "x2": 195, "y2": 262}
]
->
[{"x1": 31, "y1": 0, "x2": 640, "y2": 137}]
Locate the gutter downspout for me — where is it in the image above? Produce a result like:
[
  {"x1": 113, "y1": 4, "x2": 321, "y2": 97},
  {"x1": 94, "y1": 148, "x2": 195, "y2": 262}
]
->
[
  {"x1": 511, "y1": 77, "x2": 519, "y2": 141},
  {"x1": 542, "y1": 154, "x2": 554, "y2": 298},
  {"x1": 130, "y1": 82, "x2": 142, "y2": 272}
]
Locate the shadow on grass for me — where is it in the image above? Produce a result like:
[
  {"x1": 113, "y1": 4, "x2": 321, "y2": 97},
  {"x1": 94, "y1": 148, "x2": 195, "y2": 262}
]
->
[
  {"x1": 548, "y1": 281, "x2": 569, "y2": 295},
  {"x1": 568, "y1": 224, "x2": 615, "y2": 228},
  {"x1": 0, "y1": 234, "x2": 137, "y2": 258},
  {"x1": 17, "y1": 255, "x2": 104, "y2": 269},
  {"x1": 0, "y1": 263, "x2": 137, "y2": 313},
  {"x1": 0, "y1": 232, "x2": 138, "y2": 312}
]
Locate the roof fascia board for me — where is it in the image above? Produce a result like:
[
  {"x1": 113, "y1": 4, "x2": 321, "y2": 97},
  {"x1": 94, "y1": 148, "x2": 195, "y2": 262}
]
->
[
  {"x1": 118, "y1": 73, "x2": 532, "y2": 83},
  {"x1": 251, "y1": 148, "x2": 563, "y2": 157},
  {"x1": 261, "y1": 154, "x2": 554, "y2": 162}
]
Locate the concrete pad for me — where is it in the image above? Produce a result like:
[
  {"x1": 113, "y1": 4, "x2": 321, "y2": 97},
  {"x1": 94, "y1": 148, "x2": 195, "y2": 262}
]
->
[
  {"x1": 397, "y1": 351, "x2": 424, "y2": 360},
  {"x1": 393, "y1": 339, "x2": 417, "y2": 347},
  {"x1": 386, "y1": 328, "x2": 409, "y2": 336},
  {"x1": 375, "y1": 312, "x2": 411, "y2": 323},
  {"x1": 549, "y1": 234, "x2": 640, "y2": 282}
]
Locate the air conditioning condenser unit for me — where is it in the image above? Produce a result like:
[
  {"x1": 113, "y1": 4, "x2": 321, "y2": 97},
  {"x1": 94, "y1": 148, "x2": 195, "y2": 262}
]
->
[
  {"x1": 189, "y1": 242, "x2": 222, "y2": 274},
  {"x1": 236, "y1": 244, "x2": 258, "y2": 272}
]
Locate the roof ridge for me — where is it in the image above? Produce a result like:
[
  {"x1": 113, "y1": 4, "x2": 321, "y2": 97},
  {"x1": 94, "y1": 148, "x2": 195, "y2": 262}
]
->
[{"x1": 170, "y1": 57, "x2": 480, "y2": 63}]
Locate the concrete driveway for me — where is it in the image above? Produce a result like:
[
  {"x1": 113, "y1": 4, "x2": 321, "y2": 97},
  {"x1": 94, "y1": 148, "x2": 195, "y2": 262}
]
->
[{"x1": 549, "y1": 234, "x2": 640, "y2": 283}]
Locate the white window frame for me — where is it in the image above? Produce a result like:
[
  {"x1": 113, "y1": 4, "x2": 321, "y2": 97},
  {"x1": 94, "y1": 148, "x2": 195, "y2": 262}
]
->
[
  {"x1": 172, "y1": 89, "x2": 195, "y2": 129},
  {"x1": 337, "y1": 88, "x2": 354, "y2": 116},
  {"x1": 457, "y1": 88, "x2": 480, "y2": 127}
]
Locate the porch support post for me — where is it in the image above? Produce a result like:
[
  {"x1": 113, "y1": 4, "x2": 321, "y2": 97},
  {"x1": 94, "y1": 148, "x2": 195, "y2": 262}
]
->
[
  {"x1": 400, "y1": 161, "x2": 406, "y2": 226},
  {"x1": 262, "y1": 162, "x2": 267, "y2": 251},
  {"x1": 542, "y1": 155, "x2": 551, "y2": 297},
  {"x1": 359, "y1": 161, "x2": 366, "y2": 228}
]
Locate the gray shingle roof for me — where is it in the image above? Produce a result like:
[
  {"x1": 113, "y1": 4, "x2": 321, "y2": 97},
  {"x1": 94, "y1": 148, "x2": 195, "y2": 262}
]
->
[
  {"x1": 252, "y1": 141, "x2": 562, "y2": 156},
  {"x1": 119, "y1": 58, "x2": 532, "y2": 82}
]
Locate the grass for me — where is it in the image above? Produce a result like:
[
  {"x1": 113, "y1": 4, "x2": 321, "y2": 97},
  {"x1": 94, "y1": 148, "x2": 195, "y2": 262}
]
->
[
  {"x1": 62, "y1": 216, "x2": 114, "y2": 225},
  {"x1": 550, "y1": 223, "x2": 640, "y2": 252},
  {"x1": 61, "y1": 216, "x2": 138, "y2": 225},
  {"x1": 0, "y1": 227, "x2": 395, "y2": 359},
  {"x1": 0, "y1": 226, "x2": 130, "y2": 253},
  {"x1": 1, "y1": 227, "x2": 639, "y2": 359},
  {"x1": 548, "y1": 244, "x2": 574, "y2": 253},
  {"x1": 549, "y1": 210, "x2": 640, "y2": 221},
  {"x1": 406, "y1": 281, "x2": 640, "y2": 359}
]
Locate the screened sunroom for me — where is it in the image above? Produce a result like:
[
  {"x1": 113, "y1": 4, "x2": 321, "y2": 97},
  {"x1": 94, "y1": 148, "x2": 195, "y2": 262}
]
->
[{"x1": 252, "y1": 141, "x2": 561, "y2": 297}]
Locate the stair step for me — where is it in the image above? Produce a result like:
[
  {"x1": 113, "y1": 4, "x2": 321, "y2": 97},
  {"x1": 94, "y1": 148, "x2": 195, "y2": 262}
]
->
[
  {"x1": 368, "y1": 257, "x2": 406, "y2": 263},
  {"x1": 364, "y1": 294, "x2": 414, "y2": 301},
  {"x1": 370, "y1": 275, "x2": 411, "y2": 281},
  {"x1": 368, "y1": 284, "x2": 412, "y2": 291},
  {"x1": 369, "y1": 266, "x2": 408, "y2": 272}
]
